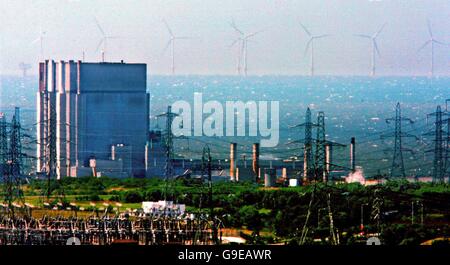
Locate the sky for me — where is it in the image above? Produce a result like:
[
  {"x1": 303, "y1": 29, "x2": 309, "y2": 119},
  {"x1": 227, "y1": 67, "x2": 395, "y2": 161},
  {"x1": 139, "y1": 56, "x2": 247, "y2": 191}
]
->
[{"x1": 0, "y1": 0, "x2": 449, "y2": 76}]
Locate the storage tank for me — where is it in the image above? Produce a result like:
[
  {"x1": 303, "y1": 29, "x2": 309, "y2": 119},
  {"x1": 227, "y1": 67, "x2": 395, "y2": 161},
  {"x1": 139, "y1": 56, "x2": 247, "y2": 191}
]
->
[{"x1": 264, "y1": 168, "x2": 276, "y2": 187}]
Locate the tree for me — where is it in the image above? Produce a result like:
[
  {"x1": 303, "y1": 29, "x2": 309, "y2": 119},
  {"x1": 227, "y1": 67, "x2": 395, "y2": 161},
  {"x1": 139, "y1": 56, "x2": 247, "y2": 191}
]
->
[{"x1": 239, "y1": 205, "x2": 262, "y2": 234}]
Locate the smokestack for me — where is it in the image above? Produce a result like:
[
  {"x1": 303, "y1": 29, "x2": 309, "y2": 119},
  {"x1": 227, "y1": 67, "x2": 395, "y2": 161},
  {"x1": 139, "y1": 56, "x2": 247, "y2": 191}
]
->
[
  {"x1": 303, "y1": 148, "x2": 308, "y2": 183},
  {"x1": 325, "y1": 144, "x2": 331, "y2": 183},
  {"x1": 230, "y1": 142, "x2": 237, "y2": 181},
  {"x1": 252, "y1": 143, "x2": 260, "y2": 180},
  {"x1": 350, "y1": 137, "x2": 356, "y2": 172}
]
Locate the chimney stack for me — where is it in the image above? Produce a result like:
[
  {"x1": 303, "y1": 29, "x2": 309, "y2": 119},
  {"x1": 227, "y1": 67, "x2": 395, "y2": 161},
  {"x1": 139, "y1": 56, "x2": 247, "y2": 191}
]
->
[
  {"x1": 252, "y1": 143, "x2": 260, "y2": 181},
  {"x1": 350, "y1": 137, "x2": 356, "y2": 172},
  {"x1": 230, "y1": 143, "x2": 237, "y2": 181},
  {"x1": 325, "y1": 144, "x2": 331, "y2": 183}
]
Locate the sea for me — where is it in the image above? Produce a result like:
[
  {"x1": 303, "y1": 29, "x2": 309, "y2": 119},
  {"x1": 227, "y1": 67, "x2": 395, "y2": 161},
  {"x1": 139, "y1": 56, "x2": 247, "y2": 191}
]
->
[{"x1": 0, "y1": 75, "x2": 449, "y2": 177}]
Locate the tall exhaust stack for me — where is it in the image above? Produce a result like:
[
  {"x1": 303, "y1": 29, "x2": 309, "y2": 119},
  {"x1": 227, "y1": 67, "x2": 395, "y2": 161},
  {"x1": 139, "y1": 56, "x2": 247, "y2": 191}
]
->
[
  {"x1": 350, "y1": 137, "x2": 356, "y2": 172},
  {"x1": 303, "y1": 148, "x2": 309, "y2": 183},
  {"x1": 230, "y1": 142, "x2": 237, "y2": 181},
  {"x1": 325, "y1": 144, "x2": 331, "y2": 183},
  {"x1": 252, "y1": 143, "x2": 260, "y2": 181}
]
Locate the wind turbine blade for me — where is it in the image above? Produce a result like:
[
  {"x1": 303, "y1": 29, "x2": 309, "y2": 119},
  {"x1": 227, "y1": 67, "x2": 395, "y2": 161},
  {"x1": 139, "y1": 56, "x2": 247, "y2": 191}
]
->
[
  {"x1": 162, "y1": 19, "x2": 174, "y2": 37},
  {"x1": 353, "y1": 34, "x2": 371, "y2": 39},
  {"x1": 245, "y1": 30, "x2": 264, "y2": 39},
  {"x1": 161, "y1": 39, "x2": 172, "y2": 55},
  {"x1": 426, "y1": 19, "x2": 433, "y2": 38},
  {"x1": 433, "y1": 39, "x2": 449, "y2": 46},
  {"x1": 314, "y1": 34, "x2": 331, "y2": 39},
  {"x1": 417, "y1": 40, "x2": 431, "y2": 53},
  {"x1": 95, "y1": 39, "x2": 104, "y2": 52},
  {"x1": 373, "y1": 23, "x2": 386, "y2": 38},
  {"x1": 304, "y1": 39, "x2": 312, "y2": 57},
  {"x1": 299, "y1": 22, "x2": 311, "y2": 36},
  {"x1": 31, "y1": 38, "x2": 40, "y2": 45},
  {"x1": 94, "y1": 17, "x2": 105, "y2": 36},
  {"x1": 230, "y1": 19, "x2": 244, "y2": 35},
  {"x1": 229, "y1": 38, "x2": 241, "y2": 48}
]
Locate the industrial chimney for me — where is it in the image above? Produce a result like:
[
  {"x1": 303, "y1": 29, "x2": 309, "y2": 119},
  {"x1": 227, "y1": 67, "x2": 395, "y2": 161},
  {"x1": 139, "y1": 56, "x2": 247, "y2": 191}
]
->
[
  {"x1": 230, "y1": 142, "x2": 237, "y2": 181},
  {"x1": 252, "y1": 143, "x2": 260, "y2": 181},
  {"x1": 303, "y1": 148, "x2": 309, "y2": 183},
  {"x1": 325, "y1": 144, "x2": 331, "y2": 183},
  {"x1": 350, "y1": 137, "x2": 356, "y2": 172}
]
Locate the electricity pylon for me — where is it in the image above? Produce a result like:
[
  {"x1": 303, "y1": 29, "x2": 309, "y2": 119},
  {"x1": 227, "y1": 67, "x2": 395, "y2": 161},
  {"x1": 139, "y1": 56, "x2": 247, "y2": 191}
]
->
[
  {"x1": 157, "y1": 106, "x2": 179, "y2": 200},
  {"x1": 290, "y1": 107, "x2": 318, "y2": 183},
  {"x1": 426, "y1": 105, "x2": 448, "y2": 183},
  {"x1": 382, "y1": 103, "x2": 416, "y2": 178},
  {"x1": 1, "y1": 109, "x2": 26, "y2": 216},
  {"x1": 315, "y1": 111, "x2": 327, "y2": 182},
  {"x1": 444, "y1": 99, "x2": 450, "y2": 178}
]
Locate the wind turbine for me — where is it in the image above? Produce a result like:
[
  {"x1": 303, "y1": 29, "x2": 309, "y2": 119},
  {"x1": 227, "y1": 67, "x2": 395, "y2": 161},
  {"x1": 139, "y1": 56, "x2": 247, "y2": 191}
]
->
[
  {"x1": 299, "y1": 22, "x2": 330, "y2": 76},
  {"x1": 230, "y1": 20, "x2": 245, "y2": 75},
  {"x1": 417, "y1": 19, "x2": 448, "y2": 77},
  {"x1": 31, "y1": 24, "x2": 46, "y2": 60},
  {"x1": 94, "y1": 17, "x2": 122, "y2": 62},
  {"x1": 354, "y1": 23, "x2": 386, "y2": 76},
  {"x1": 162, "y1": 19, "x2": 191, "y2": 75},
  {"x1": 230, "y1": 20, "x2": 263, "y2": 76}
]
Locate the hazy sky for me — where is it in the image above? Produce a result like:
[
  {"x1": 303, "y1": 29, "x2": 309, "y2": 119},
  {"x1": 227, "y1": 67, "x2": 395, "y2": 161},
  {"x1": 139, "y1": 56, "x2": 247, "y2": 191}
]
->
[{"x1": 0, "y1": 0, "x2": 449, "y2": 76}]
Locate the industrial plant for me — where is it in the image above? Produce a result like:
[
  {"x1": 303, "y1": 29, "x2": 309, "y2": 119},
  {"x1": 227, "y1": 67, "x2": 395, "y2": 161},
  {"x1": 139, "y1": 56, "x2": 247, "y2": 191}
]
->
[
  {"x1": 36, "y1": 60, "x2": 149, "y2": 179},
  {"x1": 0, "y1": 1, "x2": 449, "y2": 250}
]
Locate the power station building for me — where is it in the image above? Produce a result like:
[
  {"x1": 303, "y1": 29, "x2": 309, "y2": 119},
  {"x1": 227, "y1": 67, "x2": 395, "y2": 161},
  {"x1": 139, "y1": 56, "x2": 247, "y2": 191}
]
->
[{"x1": 36, "y1": 60, "x2": 149, "y2": 178}]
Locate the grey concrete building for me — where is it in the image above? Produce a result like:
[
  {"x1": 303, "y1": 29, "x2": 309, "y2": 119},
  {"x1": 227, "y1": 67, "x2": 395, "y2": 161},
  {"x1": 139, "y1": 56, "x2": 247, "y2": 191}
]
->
[{"x1": 37, "y1": 60, "x2": 149, "y2": 178}]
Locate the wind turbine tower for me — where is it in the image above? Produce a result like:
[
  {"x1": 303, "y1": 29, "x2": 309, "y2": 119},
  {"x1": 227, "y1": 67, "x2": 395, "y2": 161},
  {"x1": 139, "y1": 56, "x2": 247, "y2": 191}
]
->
[
  {"x1": 299, "y1": 22, "x2": 330, "y2": 76},
  {"x1": 354, "y1": 23, "x2": 386, "y2": 76}
]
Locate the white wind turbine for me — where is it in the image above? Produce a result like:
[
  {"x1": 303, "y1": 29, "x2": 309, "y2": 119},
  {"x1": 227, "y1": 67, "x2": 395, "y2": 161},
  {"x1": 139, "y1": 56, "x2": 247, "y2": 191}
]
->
[
  {"x1": 417, "y1": 19, "x2": 448, "y2": 77},
  {"x1": 31, "y1": 24, "x2": 46, "y2": 61},
  {"x1": 94, "y1": 17, "x2": 122, "y2": 62},
  {"x1": 300, "y1": 22, "x2": 330, "y2": 76},
  {"x1": 162, "y1": 19, "x2": 191, "y2": 75},
  {"x1": 230, "y1": 20, "x2": 263, "y2": 76},
  {"x1": 354, "y1": 23, "x2": 386, "y2": 76}
]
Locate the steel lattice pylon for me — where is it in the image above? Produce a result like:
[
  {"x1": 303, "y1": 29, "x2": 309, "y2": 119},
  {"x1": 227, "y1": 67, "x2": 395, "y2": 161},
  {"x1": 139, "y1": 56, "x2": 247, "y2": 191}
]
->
[
  {"x1": 383, "y1": 103, "x2": 416, "y2": 178},
  {"x1": 444, "y1": 99, "x2": 450, "y2": 178},
  {"x1": 304, "y1": 108, "x2": 315, "y2": 181},
  {"x1": 427, "y1": 105, "x2": 447, "y2": 183},
  {"x1": 10, "y1": 108, "x2": 22, "y2": 177},
  {"x1": 1, "y1": 109, "x2": 25, "y2": 216},
  {"x1": 290, "y1": 107, "x2": 318, "y2": 182},
  {"x1": 157, "y1": 106, "x2": 179, "y2": 200},
  {"x1": 201, "y1": 145, "x2": 219, "y2": 244},
  {"x1": 48, "y1": 101, "x2": 57, "y2": 197},
  {"x1": 314, "y1": 111, "x2": 327, "y2": 182},
  {"x1": 0, "y1": 114, "x2": 7, "y2": 174}
]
